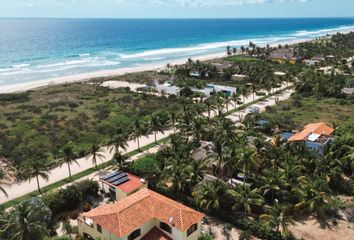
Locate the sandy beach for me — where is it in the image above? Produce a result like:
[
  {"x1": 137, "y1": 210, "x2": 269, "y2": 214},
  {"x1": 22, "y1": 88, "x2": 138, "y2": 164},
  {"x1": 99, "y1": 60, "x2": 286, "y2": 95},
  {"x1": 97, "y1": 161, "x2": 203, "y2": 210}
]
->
[{"x1": 0, "y1": 37, "x2": 319, "y2": 94}]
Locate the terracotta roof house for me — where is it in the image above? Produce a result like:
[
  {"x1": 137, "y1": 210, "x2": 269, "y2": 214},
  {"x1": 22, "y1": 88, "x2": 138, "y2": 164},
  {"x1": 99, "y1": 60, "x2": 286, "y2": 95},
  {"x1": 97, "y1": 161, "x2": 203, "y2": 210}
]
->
[
  {"x1": 287, "y1": 122, "x2": 334, "y2": 155},
  {"x1": 99, "y1": 171, "x2": 148, "y2": 202},
  {"x1": 78, "y1": 189, "x2": 204, "y2": 240}
]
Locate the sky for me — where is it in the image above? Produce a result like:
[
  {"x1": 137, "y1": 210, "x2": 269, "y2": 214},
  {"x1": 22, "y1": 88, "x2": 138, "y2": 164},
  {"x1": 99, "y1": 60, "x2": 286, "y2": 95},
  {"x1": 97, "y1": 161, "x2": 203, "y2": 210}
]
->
[{"x1": 0, "y1": 0, "x2": 354, "y2": 18}]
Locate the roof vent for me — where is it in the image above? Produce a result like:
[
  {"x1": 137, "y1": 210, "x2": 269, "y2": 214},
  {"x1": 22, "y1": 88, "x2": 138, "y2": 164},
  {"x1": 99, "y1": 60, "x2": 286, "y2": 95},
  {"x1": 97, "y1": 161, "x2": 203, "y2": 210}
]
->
[
  {"x1": 140, "y1": 178, "x2": 146, "y2": 183},
  {"x1": 169, "y1": 216, "x2": 174, "y2": 224}
]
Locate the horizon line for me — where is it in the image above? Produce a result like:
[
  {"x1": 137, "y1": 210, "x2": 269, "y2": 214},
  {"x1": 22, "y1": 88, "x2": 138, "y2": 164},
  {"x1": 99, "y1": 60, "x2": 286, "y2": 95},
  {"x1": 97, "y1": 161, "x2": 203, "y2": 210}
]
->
[{"x1": 1, "y1": 17, "x2": 354, "y2": 20}]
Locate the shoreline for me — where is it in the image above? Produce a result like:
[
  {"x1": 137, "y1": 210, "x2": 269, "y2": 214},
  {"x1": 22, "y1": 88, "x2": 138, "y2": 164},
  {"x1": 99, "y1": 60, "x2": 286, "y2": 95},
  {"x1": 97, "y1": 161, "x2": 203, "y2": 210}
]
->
[{"x1": 0, "y1": 33, "x2": 348, "y2": 94}]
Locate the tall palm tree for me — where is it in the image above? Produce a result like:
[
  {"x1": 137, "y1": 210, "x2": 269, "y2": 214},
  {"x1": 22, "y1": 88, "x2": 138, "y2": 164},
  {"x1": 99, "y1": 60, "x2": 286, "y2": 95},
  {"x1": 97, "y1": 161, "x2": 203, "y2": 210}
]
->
[
  {"x1": 231, "y1": 93, "x2": 242, "y2": 110},
  {"x1": 113, "y1": 151, "x2": 128, "y2": 170},
  {"x1": 109, "y1": 127, "x2": 128, "y2": 155},
  {"x1": 149, "y1": 114, "x2": 165, "y2": 144},
  {"x1": 1, "y1": 198, "x2": 51, "y2": 240},
  {"x1": 88, "y1": 143, "x2": 105, "y2": 169},
  {"x1": 129, "y1": 120, "x2": 144, "y2": 151},
  {"x1": 188, "y1": 160, "x2": 206, "y2": 190},
  {"x1": 207, "y1": 136, "x2": 226, "y2": 177},
  {"x1": 259, "y1": 202, "x2": 295, "y2": 236},
  {"x1": 236, "y1": 147, "x2": 259, "y2": 184},
  {"x1": 22, "y1": 159, "x2": 50, "y2": 194},
  {"x1": 230, "y1": 185, "x2": 263, "y2": 220},
  {"x1": 240, "y1": 87, "x2": 251, "y2": 105},
  {"x1": 60, "y1": 142, "x2": 79, "y2": 180}
]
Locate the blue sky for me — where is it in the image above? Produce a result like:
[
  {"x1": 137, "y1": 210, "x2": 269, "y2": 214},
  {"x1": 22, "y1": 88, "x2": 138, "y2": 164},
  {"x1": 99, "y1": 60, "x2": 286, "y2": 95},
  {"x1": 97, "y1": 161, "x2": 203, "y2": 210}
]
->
[{"x1": 0, "y1": 0, "x2": 354, "y2": 18}]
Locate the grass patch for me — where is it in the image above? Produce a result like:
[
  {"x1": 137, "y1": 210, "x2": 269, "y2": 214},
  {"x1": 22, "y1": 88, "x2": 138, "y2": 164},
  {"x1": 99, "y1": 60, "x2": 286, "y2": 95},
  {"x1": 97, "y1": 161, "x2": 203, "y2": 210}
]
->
[
  {"x1": 227, "y1": 55, "x2": 259, "y2": 62},
  {"x1": 261, "y1": 96, "x2": 354, "y2": 129}
]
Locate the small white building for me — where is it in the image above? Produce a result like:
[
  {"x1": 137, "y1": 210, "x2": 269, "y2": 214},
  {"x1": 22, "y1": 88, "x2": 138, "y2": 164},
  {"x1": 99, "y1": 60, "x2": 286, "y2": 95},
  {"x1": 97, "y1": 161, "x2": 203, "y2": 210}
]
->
[
  {"x1": 212, "y1": 84, "x2": 237, "y2": 97},
  {"x1": 303, "y1": 59, "x2": 319, "y2": 66},
  {"x1": 156, "y1": 82, "x2": 180, "y2": 96},
  {"x1": 232, "y1": 74, "x2": 247, "y2": 81}
]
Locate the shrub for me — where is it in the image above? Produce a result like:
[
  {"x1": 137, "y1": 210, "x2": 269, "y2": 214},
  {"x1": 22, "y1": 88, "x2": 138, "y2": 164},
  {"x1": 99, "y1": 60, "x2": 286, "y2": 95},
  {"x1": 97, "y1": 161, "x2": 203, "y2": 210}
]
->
[
  {"x1": 76, "y1": 179, "x2": 99, "y2": 197},
  {"x1": 131, "y1": 154, "x2": 158, "y2": 179},
  {"x1": 0, "y1": 92, "x2": 30, "y2": 102}
]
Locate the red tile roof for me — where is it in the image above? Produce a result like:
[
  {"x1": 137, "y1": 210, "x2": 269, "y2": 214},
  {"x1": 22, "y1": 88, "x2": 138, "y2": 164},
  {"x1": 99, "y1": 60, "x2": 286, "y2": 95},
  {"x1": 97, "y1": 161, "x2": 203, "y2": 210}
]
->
[
  {"x1": 141, "y1": 227, "x2": 172, "y2": 240},
  {"x1": 100, "y1": 173, "x2": 144, "y2": 193},
  {"x1": 82, "y1": 189, "x2": 204, "y2": 238},
  {"x1": 289, "y1": 122, "x2": 334, "y2": 142}
]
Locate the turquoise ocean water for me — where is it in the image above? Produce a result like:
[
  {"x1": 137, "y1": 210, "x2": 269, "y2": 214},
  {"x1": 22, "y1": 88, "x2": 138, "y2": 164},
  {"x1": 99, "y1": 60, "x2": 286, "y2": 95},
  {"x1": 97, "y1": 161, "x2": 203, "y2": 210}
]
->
[{"x1": 1, "y1": 18, "x2": 354, "y2": 86}]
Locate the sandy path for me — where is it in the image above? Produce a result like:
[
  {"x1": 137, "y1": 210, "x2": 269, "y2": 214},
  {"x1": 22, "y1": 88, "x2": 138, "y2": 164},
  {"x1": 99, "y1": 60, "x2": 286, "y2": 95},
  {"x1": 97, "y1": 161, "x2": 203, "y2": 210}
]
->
[
  {"x1": 0, "y1": 84, "x2": 292, "y2": 204},
  {"x1": 289, "y1": 217, "x2": 354, "y2": 240}
]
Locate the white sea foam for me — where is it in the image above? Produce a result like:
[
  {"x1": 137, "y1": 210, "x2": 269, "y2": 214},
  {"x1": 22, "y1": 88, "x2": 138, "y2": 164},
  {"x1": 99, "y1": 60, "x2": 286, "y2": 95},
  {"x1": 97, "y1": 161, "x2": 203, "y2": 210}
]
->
[
  {"x1": 11, "y1": 63, "x2": 31, "y2": 68},
  {"x1": 79, "y1": 53, "x2": 90, "y2": 57},
  {"x1": 293, "y1": 25, "x2": 354, "y2": 37}
]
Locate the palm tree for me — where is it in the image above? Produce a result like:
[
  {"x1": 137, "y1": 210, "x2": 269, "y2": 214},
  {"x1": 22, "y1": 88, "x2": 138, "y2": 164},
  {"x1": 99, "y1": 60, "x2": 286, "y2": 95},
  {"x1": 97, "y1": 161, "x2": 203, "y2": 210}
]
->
[
  {"x1": 231, "y1": 93, "x2": 242, "y2": 110},
  {"x1": 259, "y1": 202, "x2": 295, "y2": 236},
  {"x1": 60, "y1": 142, "x2": 79, "y2": 180},
  {"x1": 88, "y1": 143, "x2": 105, "y2": 169},
  {"x1": 230, "y1": 185, "x2": 263, "y2": 220},
  {"x1": 160, "y1": 162, "x2": 189, "y2": 195},
  {"x1": 22, "y1": 159, "x2": 50, "y2": 194},
  {"x1": 109, "y1": 127, "x2": 128, "y2": 155},
  {"x1": 1, "y1": 198, "x2": 51, "y2": 240},
  {"x1": 129, "y1": 120, "x2": 144, "y2": 151},
  {"x1": 169, "y1": 111, "x2": 178, "y2": 133},
  {"x1": 0, "y1": 168, "x2": 9, "y2": 198},
  {"x1": 235, "y1": 147, "x2": 258, "y2": 184},
  {"x1": 207, "y1": 136, "x2": 226, "y2": 177},
  {"x1": 194, "y1": 179, "x2": 232, "y2": 211},
  {"x1": 113, "y1": 151, "x2": 128, "y2": 170},
  {"x1": 240, "y1": 87, "x2": 251, "y2": 105},
  {"x1": 149, "y1": 114, "x2": 165, "y2": 144},
  {"x1": 188, "y1": 160, "x2": 206, "y2": 189}
]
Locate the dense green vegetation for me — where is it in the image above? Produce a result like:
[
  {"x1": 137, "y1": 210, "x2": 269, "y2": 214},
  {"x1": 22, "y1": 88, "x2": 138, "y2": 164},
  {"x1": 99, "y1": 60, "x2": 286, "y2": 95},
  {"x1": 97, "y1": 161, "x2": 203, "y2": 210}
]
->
[{"x1": 0, "y1": 83, "x2": 187, "y2": 176}]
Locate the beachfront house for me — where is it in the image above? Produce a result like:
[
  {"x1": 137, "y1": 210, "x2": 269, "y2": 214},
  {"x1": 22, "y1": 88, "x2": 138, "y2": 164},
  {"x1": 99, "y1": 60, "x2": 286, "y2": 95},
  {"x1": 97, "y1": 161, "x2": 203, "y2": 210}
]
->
[
  {"x1": 284, "y1": 122, "x2": 334, "y2": 155},
  {"x1": 156, "y1": 82, "x2": 181, "y2": 96},
  {"x1": 270, "y1": 49, "x2": 297, "y2": 64},
  {"x1": 99, "y1": 171, "x2": 148, "y2": 202},
  {"x1": 78, "y1": 189, "x2": 204, "y2": 240}
]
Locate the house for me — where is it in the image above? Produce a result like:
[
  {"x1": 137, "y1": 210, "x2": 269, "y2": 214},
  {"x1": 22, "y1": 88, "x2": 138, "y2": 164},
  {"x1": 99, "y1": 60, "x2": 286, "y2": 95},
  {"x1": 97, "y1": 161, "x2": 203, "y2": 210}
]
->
[
  {"x1": 100, "y1": 171, "x2": 148, "y2": 202},
  {"x1": 207, "y1": 84, "x2": 237, "y2": 97},
  {"x1": 287, "y1": 122, "x2": 334, "y2": 155},
  {"x1": 156, "y1": 82, "x2": 180, "y2": 96},
  {"x1": 270, "y1": 49, "x2": 297, "y2": 64},
  {"x1": 232, "y1": 74, "x2": 247, "y2": 81},
  {"x1": 78, "y1": 189, "x2": 204, "y2": 240},
  {"x1": 211, "y1": 62, "x2": 232, "y2": 73}
]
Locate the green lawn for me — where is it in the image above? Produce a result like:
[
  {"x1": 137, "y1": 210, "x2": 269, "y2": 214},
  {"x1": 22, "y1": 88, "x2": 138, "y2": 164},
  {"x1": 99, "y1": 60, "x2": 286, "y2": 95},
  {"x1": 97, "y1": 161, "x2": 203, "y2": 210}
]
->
[{"x1": 226, "y1": 55, "x2": 259, "y2": 62}]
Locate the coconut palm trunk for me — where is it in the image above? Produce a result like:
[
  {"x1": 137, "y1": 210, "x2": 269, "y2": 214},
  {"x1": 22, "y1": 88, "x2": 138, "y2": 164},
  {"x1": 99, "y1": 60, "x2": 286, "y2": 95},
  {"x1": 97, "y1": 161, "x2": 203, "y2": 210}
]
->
[
  {"x1": 35, "y1": 175, "x2": 41, "y2": 194},
  {"x1": 67, "y1": 163, "x2": 72, "y2": 180}
]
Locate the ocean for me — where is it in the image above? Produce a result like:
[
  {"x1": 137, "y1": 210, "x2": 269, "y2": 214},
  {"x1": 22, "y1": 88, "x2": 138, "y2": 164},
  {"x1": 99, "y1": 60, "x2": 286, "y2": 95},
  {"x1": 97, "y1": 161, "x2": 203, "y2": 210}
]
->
[{"x1": 1, "y1": 18, "x2": 354, "y2": 87}]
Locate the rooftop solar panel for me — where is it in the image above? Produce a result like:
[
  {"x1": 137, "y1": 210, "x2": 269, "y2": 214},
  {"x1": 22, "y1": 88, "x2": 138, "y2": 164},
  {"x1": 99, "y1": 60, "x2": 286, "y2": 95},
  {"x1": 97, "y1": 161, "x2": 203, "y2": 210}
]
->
[
  {"x1": 100, "y1": 171, "x2": 122, "y2": 180},
  {"x1": 112, "y1": 177, "x2": 129, "y2": 186},
  {"x1": 106, "y1": 172, "x2": 128, "y2": 183}
]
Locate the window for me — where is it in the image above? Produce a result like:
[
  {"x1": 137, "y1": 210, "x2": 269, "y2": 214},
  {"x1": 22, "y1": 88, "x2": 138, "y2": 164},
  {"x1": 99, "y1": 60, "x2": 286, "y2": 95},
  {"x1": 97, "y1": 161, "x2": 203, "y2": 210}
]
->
[
  {"x1": 128, "y1": 229, "x2": 141, "y2": 240},
  {"x1": 187, "y1": 224, "x2": 198, "y2": 237},
  {"x1": 160, "y1": 222, "x2": 172, "y2": 234},
  {"x1": 96, "y1": 224, "x2": 102, "y2": 233}
]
